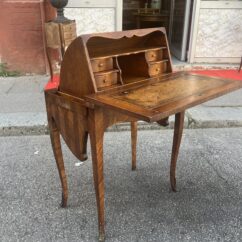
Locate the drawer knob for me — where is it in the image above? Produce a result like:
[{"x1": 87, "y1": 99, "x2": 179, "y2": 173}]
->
[
  {"x1": 103, "y1": 79, "x2": 106, "y2": 83},
  {"x1": 99, "y1": 63, "x2": 104, "y2": 67},
  {"x1": 151, "y1": 54, "x2": 156, "y2": 58},
  {"x1": 156, "y1": 68, "x2": 160, "y2": 72}
]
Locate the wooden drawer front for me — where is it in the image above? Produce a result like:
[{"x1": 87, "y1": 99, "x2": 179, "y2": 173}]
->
[
  {"x1": 63, "y1": 31, "x2": 76, "y2": 40},
  {"x1": 149, "y1": 62, "x2": 167, "y2": 77},
  {"x1": 61, "y1": 22, "x2": 77, "y2": 47},
  {"x1": 145, "y1": 50, "x2": 163, "y2": 62},
  {"x1": 62, "y1": 24, "x2": 76, "y2": 38},
  {"x1": 95, "y1": 71, "x2": 118, "y2": 88},
  {"x1": 62, "y1": 22, "x2": 76, "y2": 32},
  {"x1": 91, "y1": 58, "x2": 113, "y2": 72}
]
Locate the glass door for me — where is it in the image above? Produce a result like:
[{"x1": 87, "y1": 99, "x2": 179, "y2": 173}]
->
[{"x1": 169, "y1": 0, "x2": 193, "y2": 61}]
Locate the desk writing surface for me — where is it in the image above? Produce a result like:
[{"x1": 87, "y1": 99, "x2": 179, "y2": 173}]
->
[{"x1": 85, "y1": 72, "x2": 242, "y2": 122}]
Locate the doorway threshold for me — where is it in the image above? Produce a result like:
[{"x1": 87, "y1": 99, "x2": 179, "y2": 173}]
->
[{"x1": 172, "y1": 56, "x2": 239, "y2": 71}]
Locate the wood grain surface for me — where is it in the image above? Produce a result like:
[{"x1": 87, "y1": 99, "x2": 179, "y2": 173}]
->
[
  {"x1": 45, "y1": 27, "x2": 242, "y2": 241},
  {"x1": 85, "y1": 72, "x2": 242, "y2": 122}
]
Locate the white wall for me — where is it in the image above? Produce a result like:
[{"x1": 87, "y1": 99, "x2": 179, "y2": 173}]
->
[
  {"x1": 65, "y1": 0, "x2": 122, "y2": 35},
  {"x1": 189, "y1": 0, "x2": 242, "y2": 63}
]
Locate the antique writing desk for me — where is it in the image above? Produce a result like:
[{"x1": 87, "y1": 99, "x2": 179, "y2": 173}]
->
[{"x1": 45, "y1": 28, "x2": 242, "y2": 241}]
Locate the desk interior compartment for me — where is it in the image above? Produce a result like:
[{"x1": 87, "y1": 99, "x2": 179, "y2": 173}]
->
[
  {"x1": 86, "y1": 30, "x2": 167, "y2": 59},
  {"x1": 117, "y1": 52, "x2": 150, "y2": 84},
  {"x1": 85, "y1": 29, "x2": 173, "y2": 89}
]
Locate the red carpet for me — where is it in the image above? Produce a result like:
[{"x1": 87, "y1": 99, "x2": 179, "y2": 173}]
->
[
  {"x1": 44, "y1": 70, "x2": 242, "y2": 91},
  {"x1": 44, "y1": 74, "x2": 60, "y2": 91},
  {"x1": 191, "y1": 70, "x2": 242, "y2": 81}
]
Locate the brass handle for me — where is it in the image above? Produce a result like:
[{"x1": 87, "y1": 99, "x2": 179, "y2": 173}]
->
[{"x1": 99, "y1": 63, "x2": 104, "y2": 67}]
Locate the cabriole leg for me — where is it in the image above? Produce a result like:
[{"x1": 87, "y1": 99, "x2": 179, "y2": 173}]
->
[
  {"x1": 88, "y1": 109, "x2": 105, "y2": 241},
  {"x1": 49, "y1": 124, "x2": 68, "y2": 208},
  {"x1": 131, "y1": 121, "x2": 137, "y2": 170},
  {"x1": 170, "y1": 111, "x2": 185, "y2": 192},
  {"x1": 79, "y1": 131, "x2": 89, "y2": 161}
]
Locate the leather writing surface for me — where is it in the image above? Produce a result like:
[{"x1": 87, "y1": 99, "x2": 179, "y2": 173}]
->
[
  {"x1": 85, "y1": 73, "x2": 242, "y2": 122},
  {"x1": 112, "y1": 75, "x2": 229, "y2": 109}
]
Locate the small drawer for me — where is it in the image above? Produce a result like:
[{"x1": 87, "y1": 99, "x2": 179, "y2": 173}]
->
[
  {"x1": 149, "y1": 61, "x2": 167, "y2": 77},
  {"x1": 91, "y1": 58, "x2": 113, "y2": 72},
  {"x1": 61, "y1": 22, "x2": 77, "y2": 45},
  {"x1": 145, "y1": 49, "x2": 163, "y2": 62},
  {"x1": 63, "y1": 31, "x2": 76, "y2": 39},
  {"x1": 94, "y1": 70, "x2": 118, "y2": 88},
  {"x1": 62, "y1": 22, "x2": 76, "y2": 32}
]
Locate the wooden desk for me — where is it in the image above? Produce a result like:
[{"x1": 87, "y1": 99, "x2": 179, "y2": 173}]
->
[
  {"x1": 85, "y1": 72, "x2": 242, "y2": 122},
  {"x1": 45, "y1": 28, "x2": 242, "y2": 241}
]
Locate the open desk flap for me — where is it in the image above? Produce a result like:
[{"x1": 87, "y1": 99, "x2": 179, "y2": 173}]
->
[{"x1": 84, "y1": 72, "x2": 242, "y2": 123}]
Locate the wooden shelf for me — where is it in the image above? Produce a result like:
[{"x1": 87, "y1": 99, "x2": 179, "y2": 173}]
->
[
  {"x1": 97, "y1": 83, "x2": 122, "y2": 91},
  {"x1": 90, "y1": 46, "x2": 167, "y2": 60},
  {"x1": 122, "y1": 75, "x2": 150, "y2": 84},
  {"x1": 93, "y1": 69, "x2": 120, "y2": 75}
]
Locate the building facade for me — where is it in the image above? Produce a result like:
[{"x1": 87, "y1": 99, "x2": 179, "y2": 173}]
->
[
  {"x1": 0, "y1": 0, "x2": 241, "y2": 74},
  {"x1": 0, "y1": 0, "x2": 55, "y2": 74}
]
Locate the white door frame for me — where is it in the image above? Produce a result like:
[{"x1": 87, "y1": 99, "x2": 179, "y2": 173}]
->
[
  {"x1": 187, "y1": 0, "x2": 201, "y2": 63},
  {"x1": 169, "y1": 0, "x2": 192, "y2": 61},
  {"x1": 188, "y1": 0, "x2": 242, "y2": 63}
]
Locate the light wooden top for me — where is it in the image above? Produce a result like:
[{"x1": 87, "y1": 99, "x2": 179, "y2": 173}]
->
[{"x1": 85, "y1": 72, "x2": 242, "y2": 122}]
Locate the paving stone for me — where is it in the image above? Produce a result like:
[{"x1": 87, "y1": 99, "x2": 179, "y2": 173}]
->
[
  {"x1": 1, "y1": 129, "x2": 242, "y2": 241},
  {"x1": 1, "y1": 75, "x2": 242, "y2": 136},
  {"x1": 187, "y1": 107, "x2": 242, "y2": 128}
]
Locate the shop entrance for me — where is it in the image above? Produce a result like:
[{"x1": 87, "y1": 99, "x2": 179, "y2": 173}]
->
[{"x1": 123, "y1": 0, "x2": 194, "y2": 62}]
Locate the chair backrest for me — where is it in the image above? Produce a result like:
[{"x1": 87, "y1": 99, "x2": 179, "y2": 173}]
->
[{"x1": 45, "y1": 20, "x2": 77, "y2": 78}]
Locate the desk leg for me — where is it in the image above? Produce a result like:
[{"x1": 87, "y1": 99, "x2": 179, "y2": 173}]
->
[
  {"x1": 131, "y1": 121, "x2": 137, "y2": 170},
  {"x1": 49, "y1": 125, "x2": 68, "y2": 208},
  {"x1": 239, "y1": 57, "x2": 242, "y2": 72},
  {"x1": 170, "y1": 111, "x2": 185, "y2": 192},
  {"x1": 88, "y1": 109, "x2": 105, "y2": 241}
]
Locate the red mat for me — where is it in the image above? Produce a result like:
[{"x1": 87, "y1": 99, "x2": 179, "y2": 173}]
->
[
  {"x1": 44, "y1": 74, "x2": 60, "y2": 91},
  {"x1": 44, "y1": 70, "x2": 242, "y2": 91},
  {"x1": 191, "y1": 69, "x2": 242, "y2": 81}
]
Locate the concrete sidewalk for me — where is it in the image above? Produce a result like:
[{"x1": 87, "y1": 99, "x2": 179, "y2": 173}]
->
[
  {"x1": 1, "y1": 75, "x2": 242, "y2": 136},
  {"x1": 1, "y1": 129, "x2": 242, "y2": 241}
]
